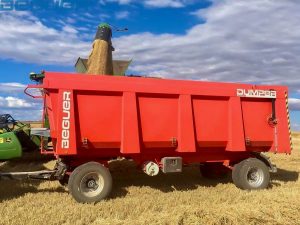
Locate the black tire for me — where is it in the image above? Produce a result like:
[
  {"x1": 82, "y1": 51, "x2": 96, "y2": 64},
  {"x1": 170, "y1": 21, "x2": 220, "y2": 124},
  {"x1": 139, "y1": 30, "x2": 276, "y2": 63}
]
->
[
  {"x1": 200, "y1": 163, "x2": 230, "y2": 179},
  {"x1": 68, "y1": 162, "x2": 112, "y2": 203},
  {"x1": 232, "y1": 161, "x2": 243, "y2": 189},
  {"x1": 232, "y1": 158, "x2": 270, "y2": 190}
]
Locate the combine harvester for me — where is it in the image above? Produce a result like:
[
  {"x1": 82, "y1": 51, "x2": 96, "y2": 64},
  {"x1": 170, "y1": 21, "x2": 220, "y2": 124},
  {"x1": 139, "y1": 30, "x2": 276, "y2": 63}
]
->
[
  {"x1": 0, "y1": 114, "x2": 40, "y2": 160},
  {"x1": 0, "y1": 24, "x2": 293, "y2": 203}
]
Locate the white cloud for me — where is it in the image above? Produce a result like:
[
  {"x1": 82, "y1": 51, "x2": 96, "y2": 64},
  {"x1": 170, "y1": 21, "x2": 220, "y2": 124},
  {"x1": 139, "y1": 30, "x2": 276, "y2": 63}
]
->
[
  {"x1": 289, "y1": 98, "x2": 300, "y2": 111},
  {"x1": 105, "y1": 0, "x2": 133, "y2": 5},
  {"x1": 0, "y1": 11, "x2": 90, "y2": 65},
  {"x1": 0, "y1": 96, "x2": 33, "y2": 108},
  {"x1": 103, "y1": 0, "x2": 190, "y2": 7},
  {"x1": 115, "y1": 11, "x2": 129, "y2": 20},
  {"x1": 66, "y1": 17, "x2": 76, "y2": 24},
  {"x1": 0, "y1": 108, "x2": 42, "y2": 121},
  {"x1": 117, "y1": 0, "x2": 132, "y2": 4},
  {"x1": 0, "y1": 94, "x2": 43, "y2": 120},
  {"x1": 0, "y1": 83, "x2": 26, "y2": 94},
  {"x1": 62, "y1": 25, "x2": 78, "y2": 34},
  {"x1": 292, "y1": 123, "x2": 300, "y2": 131},
  {"x1": 0, "y1": 82, "x2": 42, "y2": 120},
  {"x1": 144, "y1": 0, "x2": 184, "y2": 8},
  {"x1": 112, "y1": 0, "x2": 300, "y2": 92},
  {"x1": 0, "y1": 0, "x2": 300, "y2": 91}
]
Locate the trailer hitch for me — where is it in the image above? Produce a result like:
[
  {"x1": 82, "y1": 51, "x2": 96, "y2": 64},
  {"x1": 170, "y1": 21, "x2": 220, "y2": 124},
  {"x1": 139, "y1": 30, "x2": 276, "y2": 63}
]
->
[
  {"x1": 0, "y1": 170, "x2": 56, "y2": 181},
  {"x1": 0, "y1": 160, "x2": 67, "y2": 181}
]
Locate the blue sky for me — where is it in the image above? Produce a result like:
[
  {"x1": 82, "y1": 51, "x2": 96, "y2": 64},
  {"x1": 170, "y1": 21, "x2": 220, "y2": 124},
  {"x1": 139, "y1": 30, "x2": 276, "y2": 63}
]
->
[{"x1": 0, "y1": 0, "x2": 299, "y2": 130}]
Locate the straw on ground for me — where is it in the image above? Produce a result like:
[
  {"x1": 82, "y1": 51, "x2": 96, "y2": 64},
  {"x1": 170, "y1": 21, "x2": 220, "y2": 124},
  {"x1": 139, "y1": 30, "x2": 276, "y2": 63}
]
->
[{"x1": 0, "y1": 133, "x2": 299, "y2": 225}]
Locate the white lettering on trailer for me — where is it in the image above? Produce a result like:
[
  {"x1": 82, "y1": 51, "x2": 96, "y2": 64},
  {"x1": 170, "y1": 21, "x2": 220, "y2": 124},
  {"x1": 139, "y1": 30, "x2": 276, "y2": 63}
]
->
[
  {"x1": 61, "y1": 91, "x2": 71, "y2": 149},
  {"x1": 237, "y1": 89, "x2": 276, "y2": 98}
]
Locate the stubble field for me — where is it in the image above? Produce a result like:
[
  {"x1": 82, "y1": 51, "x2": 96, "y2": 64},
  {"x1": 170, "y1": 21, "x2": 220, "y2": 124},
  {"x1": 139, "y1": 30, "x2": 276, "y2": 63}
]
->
[{"x1": 0, "y1": 133, "x2": 299, "y2": 225}]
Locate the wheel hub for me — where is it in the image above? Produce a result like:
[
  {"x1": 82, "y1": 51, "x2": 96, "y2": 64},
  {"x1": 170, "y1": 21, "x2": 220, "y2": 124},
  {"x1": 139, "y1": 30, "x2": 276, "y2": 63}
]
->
[
  {"x1": 79, "y1": 172, "x2": 104, "y2": 198},
  {"x1": 87, "y1": 179, "x2": 98, "y2": 189},
  {"x1": 247, "y1": 167, "x2": 264, "y2": 187},
  {"x1": 250, "y1": 172, "x2": 258, "y2": 180}
]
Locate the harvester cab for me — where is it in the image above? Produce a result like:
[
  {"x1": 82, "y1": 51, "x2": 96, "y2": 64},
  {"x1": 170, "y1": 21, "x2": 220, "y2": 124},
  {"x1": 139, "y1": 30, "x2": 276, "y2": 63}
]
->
[
  {"x1": 0, "y1": 114, "x2": 40, "y2": 160},
  {"x1": 30, "y1": 72, "x2": 45, "y2": 83},
  {"x1": 0, "y1": 114, "x2": 16, "y2": 132}
]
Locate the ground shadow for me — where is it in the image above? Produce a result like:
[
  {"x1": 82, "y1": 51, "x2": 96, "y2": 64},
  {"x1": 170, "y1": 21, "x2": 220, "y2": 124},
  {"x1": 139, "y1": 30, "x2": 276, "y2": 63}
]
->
[
  {"x1": 0, "y1": 180, "x2": 67, "y2": 202},
  {"x1": 3, "y1": 157, "x2": 297, "y2": 202},
  {"x1": 0, "y1": 152, "x2": 65, "y2": 202},
  {"x1": 270, "y1": 168, "x2": 299, "y2": 187},
  {"x1": 0, "y1": 151, "x2": 54, "y2": 171},
  {"x1": 109, "y1": 160, "x2": 231, "y2": 199}
]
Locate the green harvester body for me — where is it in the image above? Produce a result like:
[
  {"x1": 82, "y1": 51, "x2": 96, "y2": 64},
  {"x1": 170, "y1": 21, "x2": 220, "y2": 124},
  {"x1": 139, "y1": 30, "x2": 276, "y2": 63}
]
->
[
  {"x1": 0, "y1": 114, "x2": 40, "y2": 160},
  {"x1": 0, "y1": 132, "x2": 22, "y2": 160}
]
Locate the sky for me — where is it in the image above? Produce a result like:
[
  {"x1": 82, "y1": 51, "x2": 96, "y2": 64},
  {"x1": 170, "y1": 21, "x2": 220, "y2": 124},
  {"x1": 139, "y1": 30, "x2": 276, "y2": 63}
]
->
[{"x1": 0, "y1": 0, "x2": 299, "y2": 130}]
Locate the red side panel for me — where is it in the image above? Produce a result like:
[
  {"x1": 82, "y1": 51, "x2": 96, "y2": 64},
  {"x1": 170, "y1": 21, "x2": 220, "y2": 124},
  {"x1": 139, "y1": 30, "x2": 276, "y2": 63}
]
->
[
  {"x1": 56, "y1": 89, "x2": 77, "y2": 155},
  {"x1": 76, "y1": 92, "x2": 122, "y2": 149},
  {"x1": 121, "y1": 92, "x2": 140, "y2": 154},
  {"x1": 193, "y1": 97, "x2": 229, "y2": 148},
  {"x1": 45, "y1": 90, "x2": 58, "y2": 138},
  {"x1": 226, "y1": 97, "x2": 245, "y2": 151},
  {"x1": 177, "y1": 95, "x2": 196, "y2": 153},
  {"x1": 38, "y1": 72, "x2": 292, "y2": 160},
  {"x1": 275, "y1": 98, "x2": 292, "y2": 154},
  {"x1": 138, "y1": 95, "x2": 178, "y2": 148},
  {"x1": 241, "y1": 99, "x2": 274, "y2": 150}
]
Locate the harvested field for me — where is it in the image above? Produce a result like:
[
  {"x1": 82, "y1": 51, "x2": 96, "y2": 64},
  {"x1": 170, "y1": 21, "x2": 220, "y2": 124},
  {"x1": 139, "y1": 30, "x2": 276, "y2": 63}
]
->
[{"x1": 0, "y1": 133, "x2": 299, "y2": 225}]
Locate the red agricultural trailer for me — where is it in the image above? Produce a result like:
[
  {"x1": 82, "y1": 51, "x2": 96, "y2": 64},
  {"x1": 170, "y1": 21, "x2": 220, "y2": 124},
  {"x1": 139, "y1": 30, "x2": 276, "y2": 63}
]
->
[{"x1": 2, "y1": 71, "x2": 293, "y2": 203}]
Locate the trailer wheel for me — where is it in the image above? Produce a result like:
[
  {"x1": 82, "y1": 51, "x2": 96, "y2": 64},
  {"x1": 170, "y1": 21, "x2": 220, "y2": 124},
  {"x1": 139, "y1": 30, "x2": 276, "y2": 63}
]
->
[
  {"x1": 232, "y1": 158, "x2": 270, "y2": 190},
  {"x1": 68, "y1": 162, "x2": 112, "y2": 203},
  {"x1": 200, "y1": 163, "x2": 229, "y2": 179}
]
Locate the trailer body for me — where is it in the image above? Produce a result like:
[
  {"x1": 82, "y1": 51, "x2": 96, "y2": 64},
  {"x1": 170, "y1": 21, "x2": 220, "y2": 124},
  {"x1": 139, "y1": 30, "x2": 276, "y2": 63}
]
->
[
  {"x1": 23, "y1": 71, "x2": 293, "y2": 202},
  {"x1": 28, "y1": 72, "x2": 292, "y2": 164}
]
